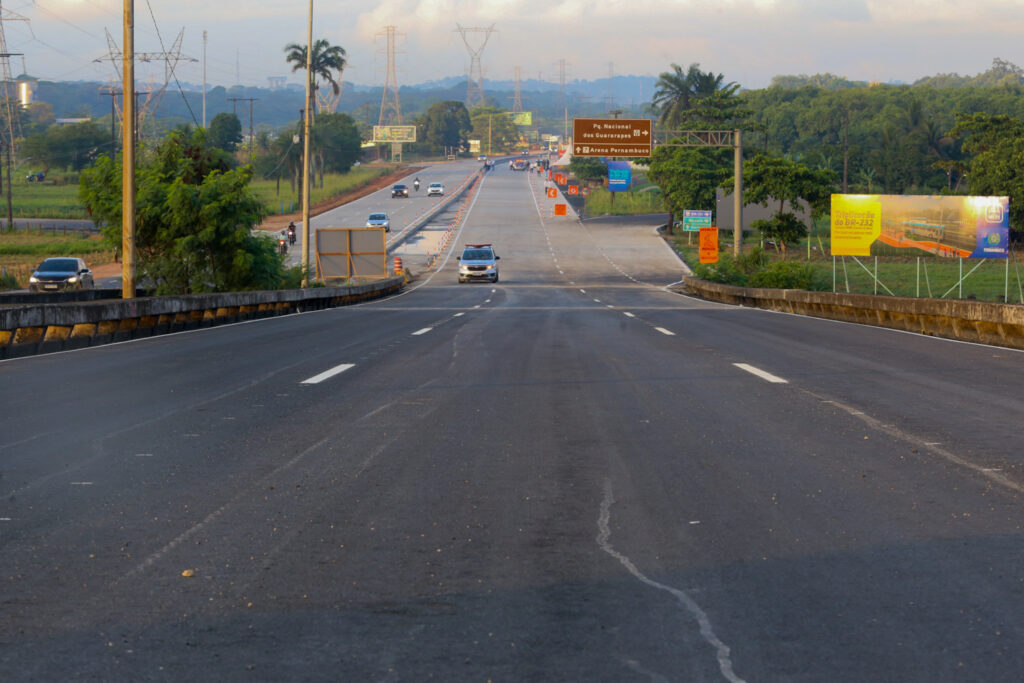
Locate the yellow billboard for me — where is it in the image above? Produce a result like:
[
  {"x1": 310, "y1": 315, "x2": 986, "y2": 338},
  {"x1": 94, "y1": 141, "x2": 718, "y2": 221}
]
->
[
  {"x1": 510, "y1": 112, "x2": 533, "y2": 126},
  {"x1": 831, "y1": 195, "x2": 882, "y2": 256},
  {"x1": 831, "y1": 194, "x2": 1010, "y2": 258},
  {"x1": 372, "y1": 125, "x2": 417, "y2": 143}
]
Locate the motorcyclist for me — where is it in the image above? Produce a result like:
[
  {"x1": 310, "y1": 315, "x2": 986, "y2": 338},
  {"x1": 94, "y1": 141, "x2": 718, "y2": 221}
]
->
[
  {"x1": 287, "y1": 222, "x2": 296, "y2": 245},
  {"x1": 413, "y1": 177, "x2": 420, "y2": 191}
]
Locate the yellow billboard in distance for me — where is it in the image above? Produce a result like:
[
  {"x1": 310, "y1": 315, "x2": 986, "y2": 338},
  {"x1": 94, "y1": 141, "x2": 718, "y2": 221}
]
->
[{"x1": 831, "y1": 194, "x2": 882, "y2": 256}]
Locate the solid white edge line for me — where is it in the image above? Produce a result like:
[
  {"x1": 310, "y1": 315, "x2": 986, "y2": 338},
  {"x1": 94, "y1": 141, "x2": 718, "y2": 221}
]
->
[
  {"x1": 412, "y1": 327, "x2": 433, "y2": 336},
  {"x1": 655, "y1": 327, "x2": 676, "y2": 336},
  {"x1": 733, "y1": 363, "x2": 788, "y2": 384},
  {"x1": 301, "y1": 363, "x2": 355, "y2": 385}
]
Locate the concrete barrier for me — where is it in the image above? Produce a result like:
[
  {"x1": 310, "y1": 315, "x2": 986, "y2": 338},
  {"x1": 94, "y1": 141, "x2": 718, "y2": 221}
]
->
[
  {"x1": 682, "y1": 276, "x2": 1024, "y2": 350},
  {"x1": 385, "y1": 168, "x2": 483, "y2": 253},
  {"x1": 0, "y1": 277, "x2": 404, "y2": 359}
]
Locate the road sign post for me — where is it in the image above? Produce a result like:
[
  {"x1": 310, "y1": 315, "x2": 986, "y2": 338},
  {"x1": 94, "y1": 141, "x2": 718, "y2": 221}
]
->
[
  {"x1": 699, "y1": 226, "x2": 719, "y2": 264},
  {"x1": 572, "y1": 118, "x2": 652, "y2": 157}
]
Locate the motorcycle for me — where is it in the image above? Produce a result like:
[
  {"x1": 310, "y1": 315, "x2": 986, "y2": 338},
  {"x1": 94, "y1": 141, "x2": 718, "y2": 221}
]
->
[
  {"x1": 287, "y1": 226, "x2": 296, "y2": 245},
  {"x1": 413, "y1": 179, "x2": 420, "y2": 192},
  {"x1": 278, "y1": 235, "x2": 288, "y2": 254}
]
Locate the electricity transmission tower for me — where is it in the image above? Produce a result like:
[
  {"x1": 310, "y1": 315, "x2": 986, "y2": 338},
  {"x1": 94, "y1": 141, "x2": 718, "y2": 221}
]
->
[
  {"x1": 96, "y1": 27, "x2": 196, "y2": 137},
  {"x1": 455, "y1": 23, "x2": 495, "y2": 110},
  {"x1": 0, "y1": 7, "x2": 28, "y2": 148},
  {"x1": 376, "y1": 25, "x2": 403, "y2": 125},
  {"x1": 510, "y1": 65, "x2": 523, "y2": 113},
  {"x1": 603, "y1": 62, "x2": 616, "y2": 112},
  {"x1": 0, "y1": 5, "x2": 28, "y2": 227},
  {"x1": 557, "y1": 58, "x2": 568, "y2": 140}
]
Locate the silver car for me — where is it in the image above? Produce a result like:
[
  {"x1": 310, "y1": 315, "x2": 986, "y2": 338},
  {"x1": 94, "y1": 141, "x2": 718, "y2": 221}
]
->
[
  {"x1": 458, "y1": 244, "x2": 500, "y2": 283},
  {"x1": 366, "y1": 212, "x2": 391, "y2": 232}
]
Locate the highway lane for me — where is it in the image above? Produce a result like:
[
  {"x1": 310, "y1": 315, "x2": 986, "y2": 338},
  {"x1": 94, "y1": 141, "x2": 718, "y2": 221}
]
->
[
  {"x1": 278, "y1": 160, "x2": 484, "y2": 273},
  {"x1": 2, "y1": 161, "x2": 1024, "y2": 681}
]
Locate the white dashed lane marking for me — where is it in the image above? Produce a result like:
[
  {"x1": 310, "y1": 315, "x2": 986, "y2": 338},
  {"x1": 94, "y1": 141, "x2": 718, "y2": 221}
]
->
[
  {"x1": 301, "y1": 363, "x2": 356, "y2": 385},
  {"x1": 412, "y1": 328, "x2": 433, "y2": 336},
  {"x1": 655, "y1": 327, "x2": 676, "y2": 336},
  {"x1": 733, "y1": 363, "x2": 788, "y2": 384}
]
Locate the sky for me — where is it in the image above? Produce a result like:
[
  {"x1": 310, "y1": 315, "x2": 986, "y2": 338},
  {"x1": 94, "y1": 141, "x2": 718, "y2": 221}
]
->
[{"x1": 3, "y1": 0, "x2": 1024, "y2": 91}]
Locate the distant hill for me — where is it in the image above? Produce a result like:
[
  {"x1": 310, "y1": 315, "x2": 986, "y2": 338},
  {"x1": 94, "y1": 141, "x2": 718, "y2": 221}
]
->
[
  {"x1": 26, "y1": 59, "x2": 1024, "y2": 131},
  {"x1": 913, "y1": 58, "x2": 1024, "y2": 88}
]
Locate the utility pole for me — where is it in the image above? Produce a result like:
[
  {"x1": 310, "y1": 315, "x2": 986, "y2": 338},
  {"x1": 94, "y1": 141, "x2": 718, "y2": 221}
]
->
[
  {"x1": 202, "y1": 29, "x2": 207, "y2": 127},
  {"x1": 101, "y1": 87, "x2": 121, "y2": 154},
  {"x1": 228, "y1": 96, "x2": 258, "y2": 159},
  {"x1": 122, "y1": 0, "x2": 136, "y2": 298},
  {"x1": 300, "y1": 0, "x2": 313, "y2": 286}
]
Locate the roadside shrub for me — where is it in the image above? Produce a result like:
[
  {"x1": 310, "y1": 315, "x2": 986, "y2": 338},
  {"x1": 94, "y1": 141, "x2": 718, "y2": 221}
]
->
[
  {"x1": 0, "y1": 270, "x2": 19, "y2": 290},
  {"x1": 693, "y1": 254, "x2": 749, "y2": 285},
  {"x1": 749, "y1": 260, "x2": 827, "y2": 290}
]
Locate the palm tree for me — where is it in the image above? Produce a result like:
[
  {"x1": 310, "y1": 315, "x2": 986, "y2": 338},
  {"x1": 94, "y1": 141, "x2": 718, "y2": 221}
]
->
[
  {"x1": 690, "y1": 69, "x2": 731, "y2": 98},
  {"x1": 650, "y1": 63, "x2": 701, "y2": 128},
  {"x1": 284, "y1": 39, "x2": 347, "y2": 113}
]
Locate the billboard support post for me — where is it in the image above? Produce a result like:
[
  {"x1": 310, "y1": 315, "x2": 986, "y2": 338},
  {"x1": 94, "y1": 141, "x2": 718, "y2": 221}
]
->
[{"x1": 733, "y1": 129, "x2": 743, "y2": 257}]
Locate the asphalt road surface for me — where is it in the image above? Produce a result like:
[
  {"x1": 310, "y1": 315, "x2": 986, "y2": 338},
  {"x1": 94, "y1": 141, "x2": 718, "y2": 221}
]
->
[{"x1": 2, "y1": 162, "x2": 1024, "y2": 682}]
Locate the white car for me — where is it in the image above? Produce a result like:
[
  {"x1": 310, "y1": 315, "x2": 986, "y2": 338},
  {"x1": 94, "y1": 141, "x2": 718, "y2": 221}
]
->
[
  {"x1": 366, "y1": 212, "x2": 390, "y2": 232},
  {"x1": 427, "y1": 182, "x2": 444, "y2": 197}
]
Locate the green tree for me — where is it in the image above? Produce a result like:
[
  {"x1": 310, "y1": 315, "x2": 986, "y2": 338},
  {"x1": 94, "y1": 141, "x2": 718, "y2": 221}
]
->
[
  {"x1": 740, "y1": 154, "x2": 837, "y2": 251},
  {"x1": 79, "y1": 129, "x2": 285, "y2": 294},
  {"x1": 416, "y1": 101, "x2": 471, "y2": 155},
  {"x1": 20, "y1": 120, "x2": 111, "y2": 172},
  {"x1": 648, "y1": 146, "x2": 732, "y2": 234},
  {"x1": 284, "y1": 39, "x2": 347, "y2": 113},
  {"x1": 309, "y1": 112, "x2": 363, "y2": 186},
  {"x1": 651, "y1": 63, "x2": 701, "y2": 128},
  {"x1": 568, "y1": 156, "x2": 608, "y2": 183},
  {"x1": 207, "y1": 112, "x2": 243, "y2": 153},
  {"x1": 950, "y1": 113, "x2": 1024, "y2": 239},
  {"x1": 651, "y1": 63, "x2": 745, "y2": 129},
  {"x1": 468, "y1": 107, "x2": 518, "y2": 155}
]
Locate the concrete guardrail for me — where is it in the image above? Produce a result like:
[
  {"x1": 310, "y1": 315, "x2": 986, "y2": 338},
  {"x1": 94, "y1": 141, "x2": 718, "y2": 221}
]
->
[
  {"x1": 386, "y1": 167, "x2": 484, "y2": 253},
  {"x1": 0, "y1": 277, "x2": 404, "y2": 359},
  {"x1": 682, "y1": 276, "x2": 1024, "y2": 350}
]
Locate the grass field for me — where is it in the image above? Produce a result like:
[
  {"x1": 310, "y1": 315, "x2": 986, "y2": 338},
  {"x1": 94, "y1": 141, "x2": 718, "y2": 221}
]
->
[
  {"x1": 0, "y1": 165, "x2": 400, "y2": 221},
  {"x1": 0, "y1": 231, "x2": 115, "y2": 288},
  {"x1": 584, "y1": 187, "x2": 665, "y2": 216},
  {"x1": 251, "y1": 165, "x2": 397, "y2": 216},
  {"x1": 672, "y1": 235, "x2": 1024, "y2": 304},
  {"x1": 6, "y1": 176, "x2": 89, "y2": 219}
]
